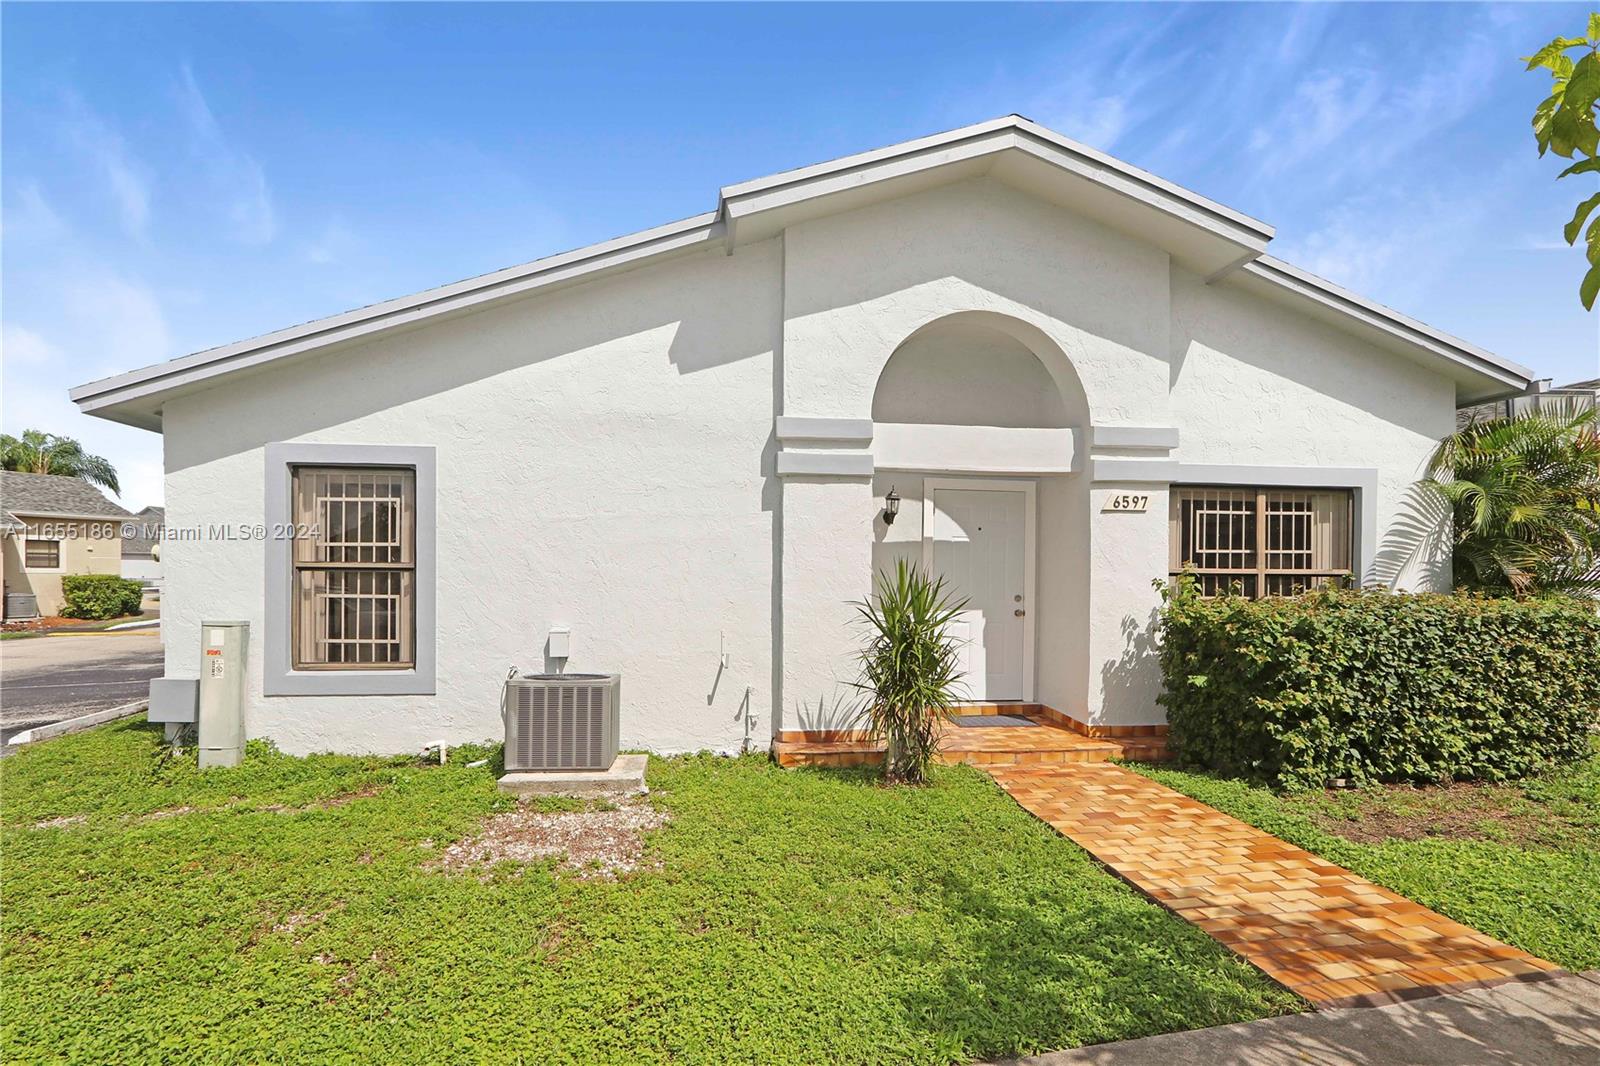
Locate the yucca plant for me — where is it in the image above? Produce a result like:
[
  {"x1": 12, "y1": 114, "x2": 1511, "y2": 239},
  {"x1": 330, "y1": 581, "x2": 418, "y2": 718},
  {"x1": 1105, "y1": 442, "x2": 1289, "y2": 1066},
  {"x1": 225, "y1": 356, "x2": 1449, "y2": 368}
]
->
[
  {"x1": 851, "y1": 560, "x2": 969, "y2": 785},
  {"x1": 1421, "y1": 408, "x2": 1600, "y2": 595}
]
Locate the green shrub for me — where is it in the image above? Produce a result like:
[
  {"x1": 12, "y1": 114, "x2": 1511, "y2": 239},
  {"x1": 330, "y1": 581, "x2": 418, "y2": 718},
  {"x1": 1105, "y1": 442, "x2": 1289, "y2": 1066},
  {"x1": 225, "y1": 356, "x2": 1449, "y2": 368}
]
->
[
  {"x1": 59, "y1": 574, "x2": 145, "y2": 620},
  {"x1": 1157, "y1": 581, "x2": 1600, "y2": 791}
]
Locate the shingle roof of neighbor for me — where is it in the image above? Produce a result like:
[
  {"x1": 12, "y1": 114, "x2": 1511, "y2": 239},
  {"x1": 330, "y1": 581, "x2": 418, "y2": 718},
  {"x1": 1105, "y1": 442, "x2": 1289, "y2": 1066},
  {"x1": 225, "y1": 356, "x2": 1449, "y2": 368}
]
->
[
  {"x1": 122, "y1": 504, "x2": 164, "y2": 557},
  {"x1": 0, "y1": 471, "x2": 132, "y2": 520}
]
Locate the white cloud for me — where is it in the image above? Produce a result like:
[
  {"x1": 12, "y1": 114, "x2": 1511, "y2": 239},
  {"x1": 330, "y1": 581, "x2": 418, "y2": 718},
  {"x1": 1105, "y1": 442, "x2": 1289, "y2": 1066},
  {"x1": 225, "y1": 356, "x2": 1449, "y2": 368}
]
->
[
  {"x1": 304, "y1": 218, "x2": 360, "y2": 265},
  {"x1": 1, "y1": 270, "x2": 170, "y2": 508},
  {"x1": 62, "y1": 275, "x2": 172, "y2": 374},
  {"x1": 1, "y1": 182, "x2": 68, "y2": 243},
  {"x1": 1, "y1": 324, "x2": 60, "y2": 368},
  {"x1": 176, "y1": 64, "x2": 277, "y2": 246},
  {"x1": 1245, "y1": 20, "x2": 1502, "y2": 192},
  {"x1": 1248, "y1": 68, "x2": 1386, "y2": 178},
  {"x1": 0, "y1": 362, "x2": 164, "y2": 510},
  {"x1": 60, "y1": 96, "x2": 152, "y2": 237}
]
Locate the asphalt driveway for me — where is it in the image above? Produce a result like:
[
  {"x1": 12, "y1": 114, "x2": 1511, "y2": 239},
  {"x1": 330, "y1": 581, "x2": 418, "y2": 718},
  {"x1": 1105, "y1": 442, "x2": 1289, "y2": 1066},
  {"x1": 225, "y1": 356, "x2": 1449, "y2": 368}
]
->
[{"x1": 0, "y1": 631, "x2": 164, "y2": 744}]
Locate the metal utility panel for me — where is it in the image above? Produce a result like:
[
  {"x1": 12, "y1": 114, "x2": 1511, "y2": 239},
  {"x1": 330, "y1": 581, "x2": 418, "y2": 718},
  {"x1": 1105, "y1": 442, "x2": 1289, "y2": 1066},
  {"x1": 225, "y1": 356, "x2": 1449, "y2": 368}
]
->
[
  {"x1": 147, "y1": 678, "x2": 199, "y2": 724},
  {"x1": 198, "y1": 621, "x2": 249, "y2": 768}
]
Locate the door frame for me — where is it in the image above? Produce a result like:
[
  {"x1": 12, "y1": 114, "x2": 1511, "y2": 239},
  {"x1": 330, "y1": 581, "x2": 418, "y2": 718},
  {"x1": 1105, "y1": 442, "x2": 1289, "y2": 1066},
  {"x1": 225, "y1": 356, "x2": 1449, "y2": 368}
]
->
[{"x1": 919, "y1": 477, "x2": 1037, "y2": 703}]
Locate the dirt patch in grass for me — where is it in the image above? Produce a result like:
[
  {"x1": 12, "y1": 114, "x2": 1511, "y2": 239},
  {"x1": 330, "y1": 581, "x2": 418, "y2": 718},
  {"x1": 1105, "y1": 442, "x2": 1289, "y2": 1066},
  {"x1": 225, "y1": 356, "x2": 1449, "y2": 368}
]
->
[
  {"x1": 430, "y1": 797, "x2": 668, "y2": 880},
  {"x1": 319, "y1": 785, "x2": 386, "y2": 808},
  {"x1": 139, "y1": 805, "x2": 198, "y2": 822},
  {"x1": 1290, "y1": 781, "x2": 1569, "y2": 847}
]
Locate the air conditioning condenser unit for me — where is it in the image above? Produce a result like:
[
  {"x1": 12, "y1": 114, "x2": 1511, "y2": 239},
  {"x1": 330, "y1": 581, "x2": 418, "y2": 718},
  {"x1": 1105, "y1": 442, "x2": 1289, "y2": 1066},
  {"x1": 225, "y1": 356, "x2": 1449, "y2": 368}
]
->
[{"x1": 503, "y1": 673, "x2": 620, "y2": 772}]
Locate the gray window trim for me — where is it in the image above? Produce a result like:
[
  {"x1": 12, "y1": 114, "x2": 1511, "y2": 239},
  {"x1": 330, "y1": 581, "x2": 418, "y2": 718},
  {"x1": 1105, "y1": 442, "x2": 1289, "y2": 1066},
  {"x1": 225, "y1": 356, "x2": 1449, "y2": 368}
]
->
[
  {"x1": 1173, "y1": 464, "x2": 1379, "y2": 586},
  {"x1": 264, "y1": 443, "x2": 436, "y2": 696}
]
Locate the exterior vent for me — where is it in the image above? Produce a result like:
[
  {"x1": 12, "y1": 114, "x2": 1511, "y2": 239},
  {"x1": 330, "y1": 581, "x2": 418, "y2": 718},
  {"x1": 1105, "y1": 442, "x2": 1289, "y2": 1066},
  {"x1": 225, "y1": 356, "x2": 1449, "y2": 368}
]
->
[{"x1": 504, "y1": 674, "x2": 621, "y2": 772}]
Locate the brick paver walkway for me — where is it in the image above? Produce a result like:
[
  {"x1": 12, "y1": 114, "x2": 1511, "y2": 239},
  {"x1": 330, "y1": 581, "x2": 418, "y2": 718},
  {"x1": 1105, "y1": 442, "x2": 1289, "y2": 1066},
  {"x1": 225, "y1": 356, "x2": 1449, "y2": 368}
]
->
[{"x1": 988, "y1": 762, "x2": 1563, "y2": 1009}]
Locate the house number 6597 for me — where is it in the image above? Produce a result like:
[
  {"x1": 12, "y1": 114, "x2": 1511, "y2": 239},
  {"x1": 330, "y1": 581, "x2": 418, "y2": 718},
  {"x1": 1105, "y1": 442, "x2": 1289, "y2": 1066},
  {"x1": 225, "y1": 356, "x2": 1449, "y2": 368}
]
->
[{"x1": 1104, "y1": 493, "x2": 1150, "y2": 513}]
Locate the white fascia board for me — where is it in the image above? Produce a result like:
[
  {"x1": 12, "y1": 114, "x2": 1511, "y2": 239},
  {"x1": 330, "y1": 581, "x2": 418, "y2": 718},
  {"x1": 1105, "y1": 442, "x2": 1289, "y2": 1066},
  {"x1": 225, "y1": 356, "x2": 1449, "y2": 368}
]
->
[
  {"x1": 1004, "y1": 123, "x2": 1272, "y2": 246},
  {"x1": 721, "y1": 115, "x2": 1273, "y2": 254},
  {"x1": 1240, "y1": 256, "x2": 1534, "y2": 392},
  {"x1": 70, "y1": 212, "x2": 724, "y2": 418}
]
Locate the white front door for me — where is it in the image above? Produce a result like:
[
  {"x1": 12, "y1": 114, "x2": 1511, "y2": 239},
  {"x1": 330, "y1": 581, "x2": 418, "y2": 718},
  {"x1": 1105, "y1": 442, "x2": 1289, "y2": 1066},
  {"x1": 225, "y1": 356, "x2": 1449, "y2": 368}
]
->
[{"x1": 927, "y1": 485, "x2": 1029, "y2": 702}]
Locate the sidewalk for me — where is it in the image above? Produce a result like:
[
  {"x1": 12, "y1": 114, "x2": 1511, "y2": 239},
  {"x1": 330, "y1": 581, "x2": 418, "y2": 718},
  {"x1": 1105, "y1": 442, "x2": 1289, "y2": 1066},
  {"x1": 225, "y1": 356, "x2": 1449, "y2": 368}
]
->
[{"x1": 999, "y1": 971, "x2": 1600, "y2": 1065}]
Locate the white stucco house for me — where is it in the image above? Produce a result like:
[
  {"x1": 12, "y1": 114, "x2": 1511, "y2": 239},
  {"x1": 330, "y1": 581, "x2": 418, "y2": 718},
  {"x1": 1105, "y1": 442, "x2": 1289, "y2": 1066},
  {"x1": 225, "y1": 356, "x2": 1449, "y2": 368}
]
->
[{"x1": 71, "y1": 116, "x2": 1534, "y2": 756}]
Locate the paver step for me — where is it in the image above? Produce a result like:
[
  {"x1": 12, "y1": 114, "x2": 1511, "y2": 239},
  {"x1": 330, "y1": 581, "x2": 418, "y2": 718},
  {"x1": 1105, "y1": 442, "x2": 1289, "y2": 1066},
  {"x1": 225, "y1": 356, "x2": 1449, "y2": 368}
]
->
[{"x1": 772, "y1": 715, "x2": 1129, "y2": 769}]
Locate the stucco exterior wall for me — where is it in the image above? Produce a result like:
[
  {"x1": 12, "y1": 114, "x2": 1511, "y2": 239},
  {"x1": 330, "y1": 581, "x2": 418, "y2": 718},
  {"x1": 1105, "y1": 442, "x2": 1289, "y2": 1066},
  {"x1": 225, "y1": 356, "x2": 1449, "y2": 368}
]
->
[
  {"x1": 1170, "y1": 266, "x2": 1456, "y2": 591},
  {"x1": 161, "y1": 239, "x2": 782, "y2": 755},
  {"x1": 152, "y1": 172, "x2": 1464, "y2": 752},
  {"x1": 2, "y1": 518, "x2": 123, "y2": 616}
]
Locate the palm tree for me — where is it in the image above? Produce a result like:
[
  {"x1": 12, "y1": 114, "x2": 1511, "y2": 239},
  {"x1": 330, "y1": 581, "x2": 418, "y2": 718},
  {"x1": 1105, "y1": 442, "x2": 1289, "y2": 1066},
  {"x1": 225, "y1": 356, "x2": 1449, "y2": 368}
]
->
[
  {"x1": 1421, "y1": 409, "x2": 1600, "y2": 594},
  {"x1": 0, "y1": 430, "x2": 121, "y2": 495}
]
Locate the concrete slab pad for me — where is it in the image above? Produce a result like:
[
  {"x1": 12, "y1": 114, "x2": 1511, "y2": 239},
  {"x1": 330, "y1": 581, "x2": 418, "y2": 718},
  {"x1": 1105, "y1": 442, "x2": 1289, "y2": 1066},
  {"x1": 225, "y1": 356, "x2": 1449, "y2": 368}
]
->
[{"x1": 498, "y1": 754, "x2": 648, "y2": 798}]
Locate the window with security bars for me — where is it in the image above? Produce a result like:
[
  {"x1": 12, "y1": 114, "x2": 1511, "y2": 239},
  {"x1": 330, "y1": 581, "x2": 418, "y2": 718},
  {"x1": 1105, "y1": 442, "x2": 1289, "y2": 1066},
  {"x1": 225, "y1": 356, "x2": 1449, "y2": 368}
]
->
[
  {"x1": 25, "y1": 538, "x2": 60, "y2": 568},
  {"x1": 1169, "y1": 487, "x2": 1353, "y2": 598},
  {"x1": 291, "y1": 466, "x2": 416, "y2": 668}
]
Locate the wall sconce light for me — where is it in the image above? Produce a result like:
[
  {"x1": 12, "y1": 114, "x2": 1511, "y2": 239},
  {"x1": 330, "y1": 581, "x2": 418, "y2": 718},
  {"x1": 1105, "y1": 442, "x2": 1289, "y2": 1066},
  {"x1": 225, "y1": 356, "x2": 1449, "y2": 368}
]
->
[{"x1": 882, "y1": 486, "x2": 901, "y2": 525}]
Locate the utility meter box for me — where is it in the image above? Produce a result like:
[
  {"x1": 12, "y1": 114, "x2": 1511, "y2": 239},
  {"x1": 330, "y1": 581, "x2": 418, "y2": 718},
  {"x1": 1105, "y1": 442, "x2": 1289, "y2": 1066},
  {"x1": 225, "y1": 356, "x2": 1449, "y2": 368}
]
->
[{"x1": 198, "y1": 621, "x2": 249, "y2": 768}]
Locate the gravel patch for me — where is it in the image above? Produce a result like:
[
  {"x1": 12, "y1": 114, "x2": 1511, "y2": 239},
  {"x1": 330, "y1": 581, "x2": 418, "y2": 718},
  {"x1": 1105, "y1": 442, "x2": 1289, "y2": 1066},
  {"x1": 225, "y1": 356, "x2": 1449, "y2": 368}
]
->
[
  {"x1": 31, "y1": 815, "x2": 87, "y2": 829},
  {"x1": 431, "y1": 798, "x2": 668, "y2": 880}
]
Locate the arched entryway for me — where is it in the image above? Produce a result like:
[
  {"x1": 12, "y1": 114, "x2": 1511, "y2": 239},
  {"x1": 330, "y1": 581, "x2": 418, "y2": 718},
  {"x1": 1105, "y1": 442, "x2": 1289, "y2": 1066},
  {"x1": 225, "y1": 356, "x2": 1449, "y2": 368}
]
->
[{"x1": 869, "y1": 312, "x2": 1091, "y2": 706}]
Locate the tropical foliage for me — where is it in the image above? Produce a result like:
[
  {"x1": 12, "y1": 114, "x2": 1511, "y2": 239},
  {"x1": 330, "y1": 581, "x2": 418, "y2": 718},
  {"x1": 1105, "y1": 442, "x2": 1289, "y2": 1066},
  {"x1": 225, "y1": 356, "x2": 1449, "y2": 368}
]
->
[
  {"x1": 0, "y1": 429, "x2": 121, "y2": 494},
  {"x1": 1421, "y1": 409, "x2": 1600, "y2": 594},
  {"x1": 851, "y1": 560, "x2": 968, "y2": 785},
  {"x1": 1525, "y1": 15, "x2": 1600, "y2": 308}
]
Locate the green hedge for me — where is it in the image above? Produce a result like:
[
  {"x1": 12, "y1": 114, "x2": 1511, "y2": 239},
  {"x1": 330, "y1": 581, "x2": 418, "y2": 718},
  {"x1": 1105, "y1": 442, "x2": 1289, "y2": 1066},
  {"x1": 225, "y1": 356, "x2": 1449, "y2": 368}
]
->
[
  {"x1": 1157, "y1": 582, "x2": 1600, "y2": 791},
  {"x1": 60, "y1": 574, "x2": 145, "y2": 620}
]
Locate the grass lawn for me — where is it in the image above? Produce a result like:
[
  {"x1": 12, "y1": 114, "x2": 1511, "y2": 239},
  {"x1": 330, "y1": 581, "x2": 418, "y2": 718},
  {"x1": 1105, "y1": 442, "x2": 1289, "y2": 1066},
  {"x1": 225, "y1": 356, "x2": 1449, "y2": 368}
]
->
[
  {"x1": 1131, "y1": 742, "x2": 1600, "y2": 973},
  {"x1": 1, "y1": 719, "x2": 1297, "y2": 1065}
]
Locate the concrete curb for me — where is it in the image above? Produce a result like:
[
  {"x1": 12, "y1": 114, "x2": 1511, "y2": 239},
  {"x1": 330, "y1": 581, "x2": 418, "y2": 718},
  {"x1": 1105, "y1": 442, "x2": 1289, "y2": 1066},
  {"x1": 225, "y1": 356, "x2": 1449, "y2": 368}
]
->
[
  {"x1": 106, "y1": 619, "x2": 161, "y2": 631},
  {"x1": 8, "y1": 700, "x2": 148, "y2": 746}
]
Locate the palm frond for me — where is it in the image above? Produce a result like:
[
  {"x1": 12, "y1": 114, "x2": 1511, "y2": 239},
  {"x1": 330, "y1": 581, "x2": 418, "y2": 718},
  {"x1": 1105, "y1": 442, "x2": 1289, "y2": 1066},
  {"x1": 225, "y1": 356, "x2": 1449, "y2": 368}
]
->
[{"x1": 1422, "y1": 409, "x2": 1600, "y2": 595}]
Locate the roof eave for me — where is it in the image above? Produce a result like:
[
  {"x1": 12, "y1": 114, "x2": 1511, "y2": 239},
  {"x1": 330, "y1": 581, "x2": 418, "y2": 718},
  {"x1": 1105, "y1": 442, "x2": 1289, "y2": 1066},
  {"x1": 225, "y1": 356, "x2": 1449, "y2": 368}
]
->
[
  {"x1": 1237, "y1": 256, "x2": 1534, "y2": 401},
  {"x1": 71, "y1": 211, "x2": 726, "y2": 428}
]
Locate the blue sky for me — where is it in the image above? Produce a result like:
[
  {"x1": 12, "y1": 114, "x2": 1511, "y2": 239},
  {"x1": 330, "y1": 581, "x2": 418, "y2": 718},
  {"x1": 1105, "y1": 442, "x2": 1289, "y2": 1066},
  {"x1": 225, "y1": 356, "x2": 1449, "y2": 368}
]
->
[{"x1": 4, "y1": 2, "x2": 1598, "y2": 510}]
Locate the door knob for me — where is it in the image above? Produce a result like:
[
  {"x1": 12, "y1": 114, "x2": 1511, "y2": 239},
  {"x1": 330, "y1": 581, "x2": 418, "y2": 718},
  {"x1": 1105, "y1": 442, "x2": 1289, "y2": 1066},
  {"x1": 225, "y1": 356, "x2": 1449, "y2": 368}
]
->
[{"x1": 1014, "y1": 609, "x2": 1026, "y2": 617}]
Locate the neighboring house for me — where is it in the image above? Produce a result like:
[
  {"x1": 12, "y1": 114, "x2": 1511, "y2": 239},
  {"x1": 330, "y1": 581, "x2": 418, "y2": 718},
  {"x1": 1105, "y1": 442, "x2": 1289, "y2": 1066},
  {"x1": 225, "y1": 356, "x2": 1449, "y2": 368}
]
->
[
  {"x1": 0, "y1": 471, "x2": 132, "y2": 618},
  {"x1": 1456, "y1": 377, "x2": 1598, "y2": 428},
  {"x1": 69, "y1": 116, "x2": 1534, "y2": 756},
  {"x1": 121, "y1": 505, "x2": 164, "y2": 586}
]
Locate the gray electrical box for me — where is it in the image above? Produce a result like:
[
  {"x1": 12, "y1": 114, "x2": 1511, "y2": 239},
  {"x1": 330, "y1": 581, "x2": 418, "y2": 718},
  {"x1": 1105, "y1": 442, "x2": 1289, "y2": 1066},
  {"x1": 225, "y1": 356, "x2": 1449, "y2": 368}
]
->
[
  {"x1": 198, "y1": 621, "x2": 248, "y2": 768},
  {"x1": 148, "y1": 677, "x2": 200, "y2": 744},
  {"x1": 147, "y1": 678, "x2": 199, "y2": 724}
]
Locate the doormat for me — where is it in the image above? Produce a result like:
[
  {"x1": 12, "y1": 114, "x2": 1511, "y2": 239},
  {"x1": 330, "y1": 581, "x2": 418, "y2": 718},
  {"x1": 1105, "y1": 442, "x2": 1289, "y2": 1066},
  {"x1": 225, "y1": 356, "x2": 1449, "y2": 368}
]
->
[{"x1": 953, "y1": 714, "x2": 1038, "y2": 728}]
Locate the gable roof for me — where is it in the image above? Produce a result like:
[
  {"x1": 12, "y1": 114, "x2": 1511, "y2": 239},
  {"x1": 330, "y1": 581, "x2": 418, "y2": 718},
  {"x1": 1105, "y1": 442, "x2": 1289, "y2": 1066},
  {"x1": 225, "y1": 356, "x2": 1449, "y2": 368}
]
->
[
  {"x1": 70, "y1": 115, "x2": 1534, "y2": 429},
  {"x1": 0, "y1": 471, "x2": 132, "y2": 520},
  {"x1": 122, "y1": 505, "x2": 164, "y2": 558}
]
